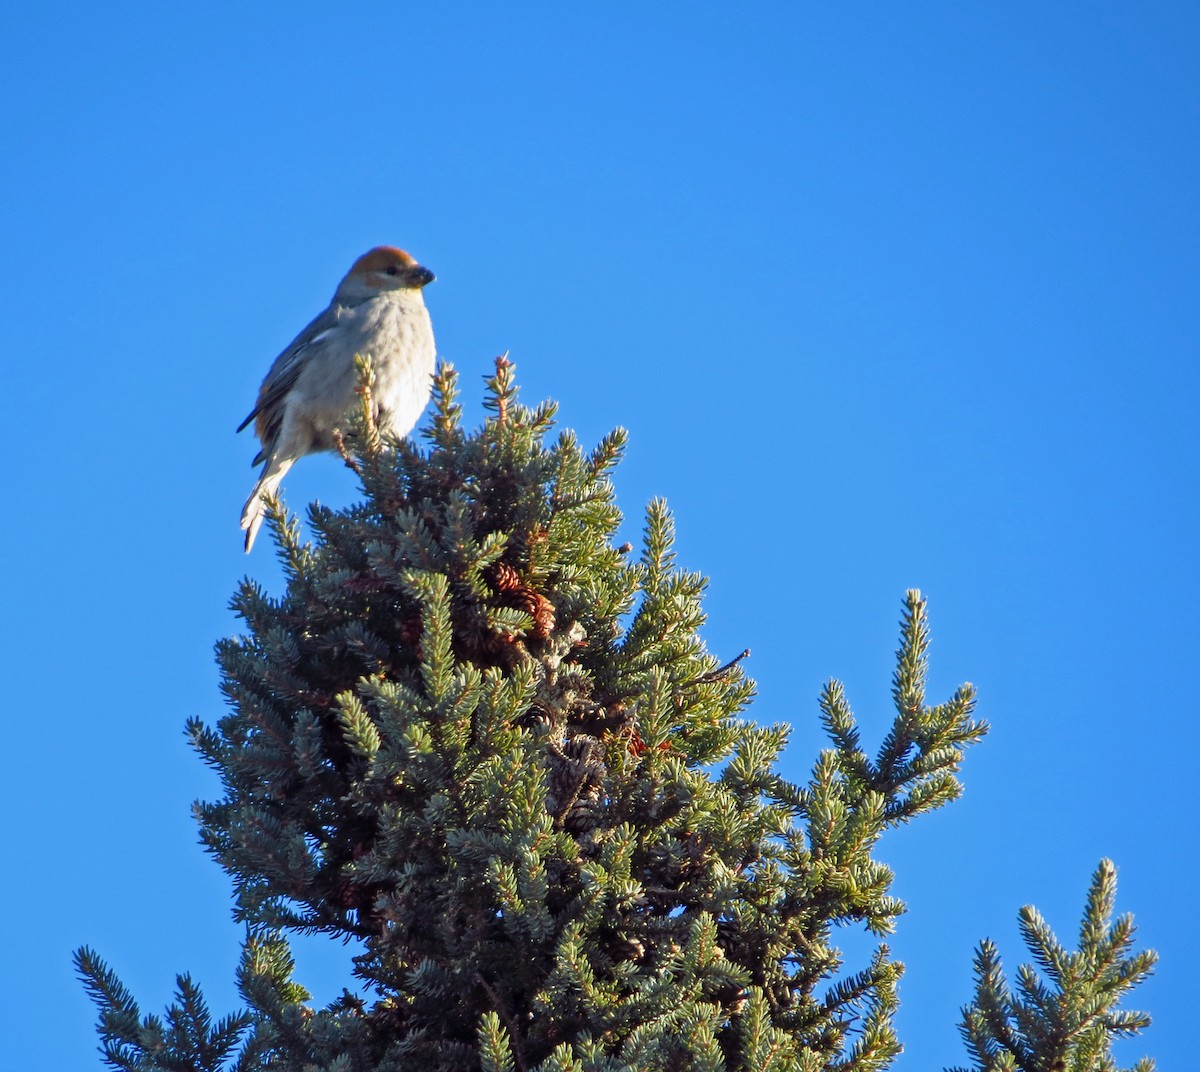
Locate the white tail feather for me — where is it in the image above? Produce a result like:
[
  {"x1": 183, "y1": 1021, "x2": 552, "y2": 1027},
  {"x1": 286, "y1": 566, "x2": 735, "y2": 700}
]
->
[{"x1": 240, "y1": 457, "x2": 295, "y2": 553}]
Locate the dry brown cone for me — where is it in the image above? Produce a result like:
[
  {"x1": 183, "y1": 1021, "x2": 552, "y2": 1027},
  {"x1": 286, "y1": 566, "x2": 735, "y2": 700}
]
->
[
  {"x1": 507, "y1": 586, "x2": 555, "y2": 640},
  {"x1": 487, "y1": 561, "x2": 522, "y2": 593},
  {"x1": 484, "y1": 561, "x2": 557, "y2": 643},
  {"x1": 530, "y1": 592, "x2": 555, "y2": 639}
]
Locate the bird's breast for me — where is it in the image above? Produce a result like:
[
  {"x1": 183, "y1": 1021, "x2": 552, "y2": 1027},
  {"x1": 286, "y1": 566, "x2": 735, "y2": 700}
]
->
[{"x1": 357, "y1": 295, "x2": 436, "y2": 438}]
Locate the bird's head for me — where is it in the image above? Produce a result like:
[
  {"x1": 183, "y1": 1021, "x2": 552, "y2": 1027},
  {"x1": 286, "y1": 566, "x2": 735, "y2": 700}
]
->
[{"x1": 334, "y1": 246, "x2": 435, "y2": 303}]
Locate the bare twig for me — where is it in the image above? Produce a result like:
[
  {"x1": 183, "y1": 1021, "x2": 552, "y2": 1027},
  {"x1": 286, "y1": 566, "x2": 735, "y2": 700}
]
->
[{"x1": 690, "y1": 648, "x2": 751, "y2": 686}]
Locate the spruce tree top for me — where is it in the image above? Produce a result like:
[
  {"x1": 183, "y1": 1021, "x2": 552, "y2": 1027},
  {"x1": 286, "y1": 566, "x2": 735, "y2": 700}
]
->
[{"x1": 79, "y1": 357, "x2": 989, "y2": 1072}]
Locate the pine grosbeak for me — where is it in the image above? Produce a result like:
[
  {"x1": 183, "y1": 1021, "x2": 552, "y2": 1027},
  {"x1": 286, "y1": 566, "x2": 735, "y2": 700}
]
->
[{"x1": 238, "y1": 246, "x2": 436, "y2": 551}]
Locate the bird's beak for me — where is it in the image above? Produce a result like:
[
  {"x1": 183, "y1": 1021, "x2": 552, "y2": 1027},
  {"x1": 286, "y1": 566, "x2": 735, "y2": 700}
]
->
[{"x1": 413, "y1": 265, "x2": 435, "y2": 288}]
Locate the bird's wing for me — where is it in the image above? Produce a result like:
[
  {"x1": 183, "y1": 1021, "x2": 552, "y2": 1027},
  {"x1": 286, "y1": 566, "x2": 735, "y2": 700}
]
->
[{"x1": 236, "y1": 305, "x2": 345, "y2": 435}]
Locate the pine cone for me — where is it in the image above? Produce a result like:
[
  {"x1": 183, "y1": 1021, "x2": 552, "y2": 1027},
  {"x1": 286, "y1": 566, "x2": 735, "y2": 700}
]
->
[
  {"x1": 531, "y1": 592, "x2": 556, "y2": 639},
  {"x1": 511, "y1": 587, "x2": 539, "y2": 617},
  {"x1": 548, "y1": 734, "x2": 606, "y2": 831},
  {"x1": 507, "y1": 585, "x2": 556, "y2": 639},
  {"x1": 488, "y1": 561, "x2": 522, "y2": 592}
]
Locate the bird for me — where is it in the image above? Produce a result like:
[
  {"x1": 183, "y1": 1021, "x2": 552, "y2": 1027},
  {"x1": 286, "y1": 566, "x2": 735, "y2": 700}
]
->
[{"x1": 237, "y1": 246, "x2": 437, "y2": 552}]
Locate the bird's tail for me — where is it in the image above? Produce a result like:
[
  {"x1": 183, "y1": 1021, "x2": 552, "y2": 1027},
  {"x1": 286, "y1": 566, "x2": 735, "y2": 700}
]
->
[{"x1": 241, "y1": 456, "x2": 295, "y2": 553}]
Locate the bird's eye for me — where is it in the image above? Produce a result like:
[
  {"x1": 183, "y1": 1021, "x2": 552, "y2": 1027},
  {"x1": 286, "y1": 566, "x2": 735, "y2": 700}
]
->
[{"x1": 385, "y1": 266, "x2": 400, "y2": 276}]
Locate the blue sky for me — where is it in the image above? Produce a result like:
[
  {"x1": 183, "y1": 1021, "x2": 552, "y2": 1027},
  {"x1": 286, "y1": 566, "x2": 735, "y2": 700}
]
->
[{"x1": 2, "y1": 4, "x2": 1196, "y2": 1068}]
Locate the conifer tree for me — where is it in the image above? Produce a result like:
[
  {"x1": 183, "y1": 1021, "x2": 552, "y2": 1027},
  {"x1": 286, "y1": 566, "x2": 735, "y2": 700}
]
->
[
  {"x1": 951, "y1": 860, "x2": 1156, "y2": 1072},
  {"x1": 75, "y1": 358, "x2": 1153, "y2": 1071}
]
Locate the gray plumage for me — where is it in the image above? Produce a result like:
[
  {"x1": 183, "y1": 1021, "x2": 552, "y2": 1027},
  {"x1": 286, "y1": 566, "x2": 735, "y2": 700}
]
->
[{"x1": 239, "y1": 246, "x2": 436, "y2": 551}]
